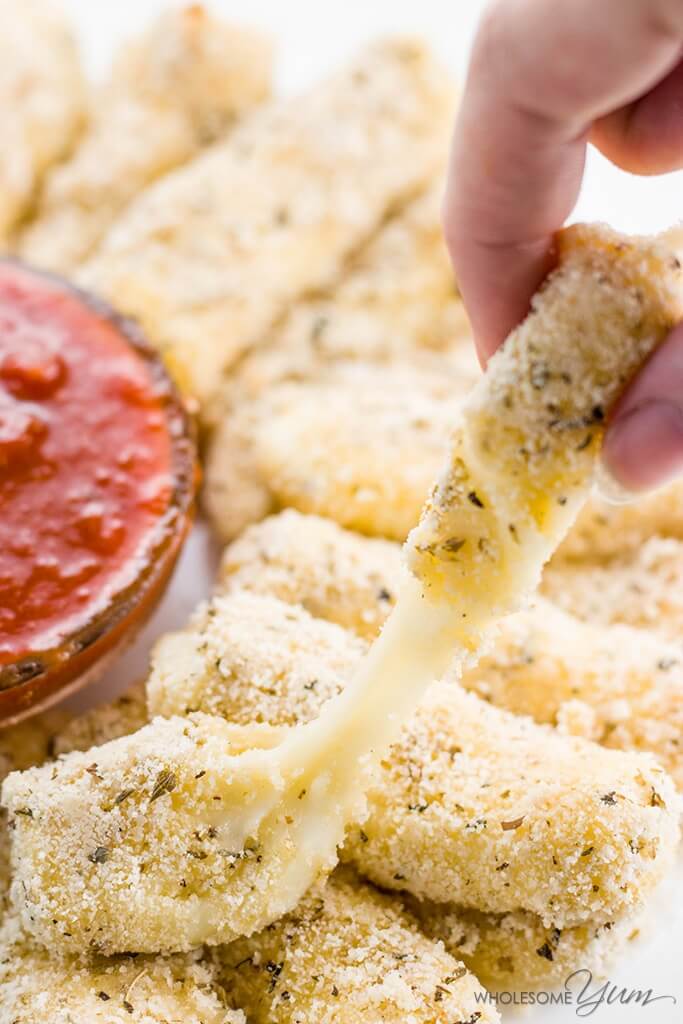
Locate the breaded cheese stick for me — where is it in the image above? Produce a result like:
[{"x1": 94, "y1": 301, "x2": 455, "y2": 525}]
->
[
  {"x1": 543, "y1": 535, "x2": 683, "y2": 641},
  {"x1": 0, "y1": 0, "x2": 85, "y2": 244},
  {"x1": 6, "y1": 224, "x2": 681, "y2": 955},
  {"x1": 80, "y1": 39, "x2": 456, "y2": 405},
  {"x1": 219, "y1": 184, "x2": 473, "y2": 407},
  {"x1": 0, "y1": 713, "x2": 67, "y2": 918},
  {"x1": 343, "y1": 683, "x2": 678, "y2": 928},
  {"x1": 466, "y1": 598, "x2": 683, "y2": 788},
  {"x1": 407, "y1": 225, "x2": 683, "y2": 617},
  {"x1": 206, "y1": 361, "x2": 465, "y2": 542},
  {"x1": 413, "y1": 899, "x2": 644, "y2": 993},
  {"x1": 218, "y1": 512, "x2": 683, "y2": 785},
  {"x1": 214, "y1": 868, "x2": 498, "y2": 1024},
  {"x1": 216, "y1": 510, "x2": 403, "y2": 639},
  {"x1": 147, "y1": 591, "x2": 679, "y2": 929},
  {"x1": 0, "y1": 913, "x2": 244, "y2": 1024},
  {"x1": 147, "y1": 592, "x2": 364, "y2": 723},
  {"x1": 555, "y1": 479, "x2": 683, "y2": 563},
  {"x1": 19, "y1": 7, "x2": 272, "y2": 273}
]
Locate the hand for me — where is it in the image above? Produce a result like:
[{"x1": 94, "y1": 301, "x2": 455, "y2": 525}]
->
[{"x1": 445, "y1": 0, "x2": 683, "y2": 491}]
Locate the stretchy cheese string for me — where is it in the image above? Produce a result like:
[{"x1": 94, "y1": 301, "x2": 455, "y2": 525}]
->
[{"x1": 4, "y1": 224, "x2": 682, "y2": 955}]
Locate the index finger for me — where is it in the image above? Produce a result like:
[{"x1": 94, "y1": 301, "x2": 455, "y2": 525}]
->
[{"x1": 446, "y1": 0, "x2": 683, "y2": 362}]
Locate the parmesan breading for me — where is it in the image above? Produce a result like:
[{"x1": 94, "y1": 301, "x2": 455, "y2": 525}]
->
[
  {"x1": 466, "y1": 598, "x2": 683, "y2": 789},
  {"x1": 0, "y1": 0, "x2": 85, "y2": 244},
  {"x1": 147, "y1": 592, "x2": 364, "y2": 724},
  {"x1": 80, "y1": 39, "x2": 456, "y2": 405},
  {"x1": 0, "y1": 913, "x2": 243, "y2": 1024},
  {"x1": 217, "y1": 510, "x2": 402, "y2": 640},
  {"x1": 543, "y1": 535, "x2": 683, "y2": 641},
  {"x1": 414, "y1": 899, "x2": 644, "y2": 992},
  {"x1": 206, "y1": 360, "x2": 471, "y2": 543},
  {"x1": 214, "y1": 184, "x2": 473, "y2": 410},
  {"x1": 218, "y1": 512, "x2": 683, "y2": 785},
  {"x1": 19, "y1": 7, "x2": 273, "y2": 272},
  {"x1": 408, "y1": 225, "x2": 683, "y2": 611},
  {"x1": 215, "y1": 868, "x2": 498, "y2": 1024},
  {"x1": 556, "y1": 479, "x2": 683, "y2": 563},
  {"x1": 0, "y1": 711, "x2": 68, "y2": 918},
  {"x1": 148, "y1": 588, "x2": 679, "y2": 929}
]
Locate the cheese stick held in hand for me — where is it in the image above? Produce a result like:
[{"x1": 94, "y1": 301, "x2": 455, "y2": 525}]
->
[{"x1": 4, "y1": 224, "x2": 682, "y2": 957}]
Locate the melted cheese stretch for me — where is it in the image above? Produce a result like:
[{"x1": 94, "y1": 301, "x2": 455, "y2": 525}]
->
[{"x1": 4, "y1": 224, "x2": 682, "y2": 956}]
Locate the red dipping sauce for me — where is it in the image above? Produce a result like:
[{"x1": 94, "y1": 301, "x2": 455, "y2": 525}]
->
[{"x1": 0, "y1": 262, "x2": 196, "y2": 719}]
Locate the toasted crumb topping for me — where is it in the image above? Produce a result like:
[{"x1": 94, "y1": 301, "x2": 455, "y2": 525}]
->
[{"x1": 216, "y1": 868, "x2": 498, "y2": 1024}]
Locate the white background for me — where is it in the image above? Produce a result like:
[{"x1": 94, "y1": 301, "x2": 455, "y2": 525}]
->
[{"x1": 56, "y1": 2, "x2": 682, "y2": 1021}]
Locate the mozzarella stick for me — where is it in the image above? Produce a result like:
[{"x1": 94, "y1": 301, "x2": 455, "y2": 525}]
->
[
  {"x1": 148, "y1": 591, "x2": 680, "y2": 929},
  {"x1": 543, "y1": 535, "x2": 683, "y2": 641},
  {"x1": 6, "y1": 224, "x2": 681, "y2": 955},
  {"x1": 216, "y1": 510, "x2": 403, "y2": 639},
  {"x1": 0, "y1": 0, "x2": 85, "y2": 244},
  {"x1": 206, "y1": 362, "x2": 464, "y2": 543},
  {"x1": 214, "y1": 868, "x2": 497, "y2": 1024},
  {"x1": 0, "y1": 913, "x2": 243, "y2": 1024},
  {"x1": 407, "y1": 225, "x2": 683, "y2": 618},
  {"x1": 555, "y1": 480, "x2": 683, "y2": 563},
  {"x1": 413, "y1": 899, "x2": 644, "y2": 992},
  {"x1": 147, "y1": 592, "x2": 364, "y2": 723},
  {"x1": 19, "y1": 7, "x2": 272, "y2": 273},
  {"x1": 218, "y1": 512, "x2": 683, "y2": 785},
  {"x1": 216, "y1": 184, "x2": 473, "y2": 409},
  {"x1": 466, "y1": 599, "x2": 683, "y2": 788},
  {"x1": 80, "y1": 39, "x2": 455, "y2": 405}
]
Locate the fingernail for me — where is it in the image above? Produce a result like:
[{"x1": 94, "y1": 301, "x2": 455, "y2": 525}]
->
[{"x1": 602, "y1": 398, "x2": 683, "y2": 494}]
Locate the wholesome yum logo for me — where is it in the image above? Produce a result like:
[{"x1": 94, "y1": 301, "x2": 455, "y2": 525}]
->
[{"x1": 472, "y1": 969, "x2": 677, "y2": 1017}]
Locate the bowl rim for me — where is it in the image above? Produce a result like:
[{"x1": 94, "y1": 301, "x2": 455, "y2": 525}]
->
[{"x1": 0, "y1": 258, "x2": 199, "y2": 723}]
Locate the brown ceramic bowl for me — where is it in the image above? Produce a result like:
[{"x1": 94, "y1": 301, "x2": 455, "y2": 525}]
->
[{"x1": 0, "y1": 261, "x2": 198, "y2": 726}]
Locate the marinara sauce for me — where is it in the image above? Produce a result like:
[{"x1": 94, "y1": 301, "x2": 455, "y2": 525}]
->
[{"x1": 0, "y1": 262, "x2": 196, "y2": 716}]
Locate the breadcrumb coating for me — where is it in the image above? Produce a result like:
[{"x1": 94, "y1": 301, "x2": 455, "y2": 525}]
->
[
  {"x1": 0, "y1": 913, "x2": 243, "y2": 1024},
  {"x1": 466, "y1": 599, "x2": 683, "y2": 788},
  {"x1": 345, "y1": 684, "x2": 679, "y2": 928},
  {"x1": 218, "y1": 512, "x2": 683, "y2": 784},
  {"x1": 147, "y1": 580, "x2": 680, "y2": 929},
  {"x1": 210, "y1": 184, "x2": 473, "y2": 416},
  {"x1": 4, "y1": 712, "x2": 356, "y2": 954},
  {"x1": 80, "y1": 39, "x2": 455, "y2": 405},
  {"x1": 215, "y1": 868, "x2": 498, "y2": 1024},
  {"x1": 0, "y1": 0, "x2": 85, "y2": 243},
  {"x1": 0, "y1": 712, "x2": 66, "y2": 918},
  {"x1": 53, "y1": 682, "x2": 149, "y2": 757},
  {"x1": 206, "y1": 360, "x2": 470, "y2": 543},
  {"x1": 408, "y1": 225, "x2": 683, "y2": 613},
  {"x1": 414, "y1": 898, "x2": 644, "y2": 992},
  {"x1": 217, "y1": 510, "x2": 402, "y2": 640},
  {"x1": 147, "y1": 592, "x2": 365, "y2": 723},
  {"x1": 19, "y1": 6, "x2": 273, "y2": 272},
  {"x1": 543, "y1": 535, "x2": 683, "y2": 641},
  {"x1": 556, "y1": 479, "x2": 683, "y2": 562}
]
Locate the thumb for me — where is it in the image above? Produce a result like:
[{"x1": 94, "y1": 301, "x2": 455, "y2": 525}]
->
[{"x1": 602, "y1": 320, "x2": 683, "y2": 492}]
